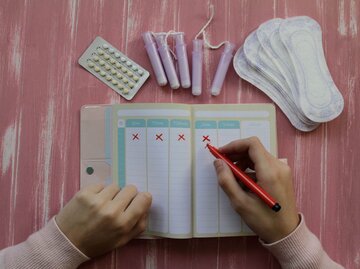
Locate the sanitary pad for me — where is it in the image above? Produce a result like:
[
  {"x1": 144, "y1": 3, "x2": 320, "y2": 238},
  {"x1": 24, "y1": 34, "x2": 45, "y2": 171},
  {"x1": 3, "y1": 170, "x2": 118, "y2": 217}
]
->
[{"x1": 233, "y1": 16, "x2": 344, "y2": 131}]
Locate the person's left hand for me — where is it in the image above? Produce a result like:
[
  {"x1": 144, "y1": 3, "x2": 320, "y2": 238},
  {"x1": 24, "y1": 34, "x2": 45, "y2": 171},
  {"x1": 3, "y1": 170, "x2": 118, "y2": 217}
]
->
[{"x1": 56, "y1": 183, "x2": 152, "y2": 257}]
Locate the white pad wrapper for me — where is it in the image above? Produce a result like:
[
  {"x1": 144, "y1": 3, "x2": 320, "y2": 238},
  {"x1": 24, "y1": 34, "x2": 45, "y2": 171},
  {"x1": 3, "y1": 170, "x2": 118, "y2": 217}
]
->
[
  {"x1": 233, "y1": 16, "x2": 344, "y2": 131},
  {"x1": 234, "y1": 47, "x2": 319, "y2": 132},
  {"x1": 280, "y1": 17, "x2": 344, "y2": 122}
]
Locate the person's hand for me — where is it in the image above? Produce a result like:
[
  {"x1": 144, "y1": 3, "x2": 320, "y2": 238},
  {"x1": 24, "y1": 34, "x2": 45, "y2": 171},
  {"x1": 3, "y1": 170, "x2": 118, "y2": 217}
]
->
[
  {"x1": 213, "y1": 137, "x2": 299, "y2": 243},
  {"x1": 55, "y1": 183, "x2": 152, "y2": 257}
]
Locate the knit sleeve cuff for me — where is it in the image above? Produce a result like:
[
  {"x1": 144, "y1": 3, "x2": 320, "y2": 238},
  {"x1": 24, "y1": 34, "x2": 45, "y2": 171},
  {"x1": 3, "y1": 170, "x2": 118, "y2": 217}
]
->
[
  {"x1": 3, "y1": 218, "x2": 89, "y2": 269},
  {"x1": 260, "y1": 214, "x2": 343, "y2": 269}
]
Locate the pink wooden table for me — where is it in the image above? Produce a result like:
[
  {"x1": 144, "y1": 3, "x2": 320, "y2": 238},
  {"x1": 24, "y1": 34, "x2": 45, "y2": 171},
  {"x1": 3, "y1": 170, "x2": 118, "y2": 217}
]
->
[{"x1": 0, "y1": 0, "x2": 359, "y2": 268}]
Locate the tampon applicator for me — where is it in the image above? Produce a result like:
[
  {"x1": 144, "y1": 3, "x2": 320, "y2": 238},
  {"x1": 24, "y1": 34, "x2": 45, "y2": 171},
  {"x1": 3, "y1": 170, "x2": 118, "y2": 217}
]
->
[
  {"x1": 191, "y1": 39, "x2": 204, "y2": 96},
  {"x1": 210, "y1": 42, "x2": 235, "y2": 96},
  {"x1": 175, "y1": 33, "x2": 191, "y2": 88},
  {"x1": 155, "y1": 34, "x2": 180, "y2": 89},
  {"x1": 142, "y1": 31, "x2": 167, "y2": 86}
]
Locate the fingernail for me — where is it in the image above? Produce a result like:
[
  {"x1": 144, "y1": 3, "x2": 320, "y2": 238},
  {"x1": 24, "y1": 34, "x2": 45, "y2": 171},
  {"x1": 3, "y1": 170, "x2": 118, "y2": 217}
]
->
[{"x1": 143, "y1": 192, "x2": 152, "y2": 200}]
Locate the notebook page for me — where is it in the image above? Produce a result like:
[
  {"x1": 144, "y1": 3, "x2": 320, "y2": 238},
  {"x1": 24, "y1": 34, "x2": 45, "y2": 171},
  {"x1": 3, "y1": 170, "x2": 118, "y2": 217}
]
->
[
  {"x1": 113, "y1": 104, "x2": 192, "y2": 238},
  {"x1": 192, "y1": 104, "x2": 277, "y2": 237}
]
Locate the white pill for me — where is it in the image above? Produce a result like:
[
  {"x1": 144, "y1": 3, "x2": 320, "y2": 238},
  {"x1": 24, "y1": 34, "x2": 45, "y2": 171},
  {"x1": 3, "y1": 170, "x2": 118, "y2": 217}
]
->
[
  {"x1": 120, "y1": 57, "x2": 126, "y2": 62},
  {"x1": 114, "y1": 52, "x2": 121, "y2": 58},
  {"x1": 126, "y1": 61, "x2": 132, "y2": 67},
  {"x1": 132, "y1": 65, "x2": 138, "y2": 71},
  {"x1": 138, "y1": 69, "x2": 144, "y2": 76},
  {"x1": 102, "y1": 44, "x2": 109, "y2": 49},
  {"x1": 109, "y1": 48, "x2": 115, "y2": 54}
]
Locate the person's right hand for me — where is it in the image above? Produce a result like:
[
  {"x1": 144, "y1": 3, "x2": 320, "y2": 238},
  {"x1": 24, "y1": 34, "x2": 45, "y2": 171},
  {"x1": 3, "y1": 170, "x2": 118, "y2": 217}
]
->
[
  {"x1": 55, "y1": 183, "x2": 152, "y2": 257},
  {"x1": 213, "y1": 137, "x2": 300, "y2": 243}
]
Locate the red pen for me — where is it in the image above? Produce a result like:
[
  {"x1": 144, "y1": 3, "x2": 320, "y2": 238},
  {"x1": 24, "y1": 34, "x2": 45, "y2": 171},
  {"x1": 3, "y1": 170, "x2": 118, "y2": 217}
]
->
[{"x1": 207, "y1": 144, "x2": 281, "y2": 212}]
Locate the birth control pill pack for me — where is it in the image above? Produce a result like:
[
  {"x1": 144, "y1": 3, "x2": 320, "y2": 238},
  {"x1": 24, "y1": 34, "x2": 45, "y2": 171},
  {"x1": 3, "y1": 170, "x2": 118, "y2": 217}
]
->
[{"x1": 79, "y1": 36, "x2": 150, "y2": 100}]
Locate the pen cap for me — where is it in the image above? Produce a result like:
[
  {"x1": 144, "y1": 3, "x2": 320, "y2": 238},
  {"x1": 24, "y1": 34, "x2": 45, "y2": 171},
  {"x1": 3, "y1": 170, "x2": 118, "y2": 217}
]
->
[
  {"x1": 175, "y1": 33, "x2": 191, "y2": 88},
  {"x1": 192, "y1": 39, "x2": 203, "y2": 96},
  {"x1": 155, "y1": 34, "x2": 180, "y2": 89},
  {"x1": 210, "y1": 42, "x2": 235, "y2": 96},
  {"x1": 142, "y1": 32, "x2": 167, "y2": 86}
]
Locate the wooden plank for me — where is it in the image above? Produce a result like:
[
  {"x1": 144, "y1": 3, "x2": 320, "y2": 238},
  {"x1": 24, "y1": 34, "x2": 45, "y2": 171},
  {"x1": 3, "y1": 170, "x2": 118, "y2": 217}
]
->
[{"x1": 0, "y1": 0, "x2": 358, "y2": 268}]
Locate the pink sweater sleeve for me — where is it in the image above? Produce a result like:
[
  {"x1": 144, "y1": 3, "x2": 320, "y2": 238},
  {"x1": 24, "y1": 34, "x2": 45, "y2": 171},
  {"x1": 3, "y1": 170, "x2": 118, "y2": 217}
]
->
[
  {"x1": 260, "y1": 214, "x2": 344, "y2": 269},
  {"x1": 0, "y1": 218, "x2": 89, "y2": 269}
]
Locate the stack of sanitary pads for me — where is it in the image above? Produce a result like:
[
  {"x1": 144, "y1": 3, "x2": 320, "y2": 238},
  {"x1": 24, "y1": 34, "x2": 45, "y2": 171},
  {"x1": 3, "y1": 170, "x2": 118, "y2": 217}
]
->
[{"x1": 233, "y1": 16, "x2": 344, "y2": 132}]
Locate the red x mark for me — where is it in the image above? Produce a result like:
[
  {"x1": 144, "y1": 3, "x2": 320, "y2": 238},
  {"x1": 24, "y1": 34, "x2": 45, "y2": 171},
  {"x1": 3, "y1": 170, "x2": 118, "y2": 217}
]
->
[
  {"x1": 202, "y1": 135, "x2": 210, "y2": 142},
  {"x1": 155, "y1": 133, "x2": 163, "y2": 141},
  {"x1": 132, "y1": 133, "x2": 139, "y2": 140},
  {"x1": 178, "y1": 134, "x2": 185, "y2": 141}
]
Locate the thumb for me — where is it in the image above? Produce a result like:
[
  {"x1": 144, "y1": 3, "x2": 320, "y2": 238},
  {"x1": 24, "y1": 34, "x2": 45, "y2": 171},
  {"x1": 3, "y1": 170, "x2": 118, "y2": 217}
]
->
[{"x1": 213, "y1": 159, "x2": 249, "y2": 210}]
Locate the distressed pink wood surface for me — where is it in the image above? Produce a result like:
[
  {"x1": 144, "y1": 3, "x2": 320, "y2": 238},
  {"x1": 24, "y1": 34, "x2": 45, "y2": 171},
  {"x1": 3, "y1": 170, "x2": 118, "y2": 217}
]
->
[{"x1": 0, "y1": 0, "x2": 359, "y2": 268}]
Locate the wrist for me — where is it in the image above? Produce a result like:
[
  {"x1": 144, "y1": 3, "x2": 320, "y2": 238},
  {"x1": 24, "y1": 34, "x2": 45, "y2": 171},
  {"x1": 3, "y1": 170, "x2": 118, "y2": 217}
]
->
[
  {"x1": 261, "y1": 213, "x2": 300, "y2": 243},
  {"x1": 259, "y1": 213, "x2": 328, "y2": 268},
  {"x1": 53, "y1": 216, "x2": 90, "y2": 260}
]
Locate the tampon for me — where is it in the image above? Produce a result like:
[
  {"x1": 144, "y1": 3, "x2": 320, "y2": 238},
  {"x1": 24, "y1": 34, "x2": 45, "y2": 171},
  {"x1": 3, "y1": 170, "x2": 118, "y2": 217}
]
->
[
  {"x1": 192, "y1": 39, "x2": 203, "y2": 96},
  {"x1": 175, "y1": 33, "x2": 191, "y2": 88},
  {"x1": 210, "y1": 42, "x2": 235, "y2": 96},
  {"x1": 155, "y1": 34, "x2": 180, "y2": 89},
  {"x1": 142, "y1": 32, "x2": 167, "y2": 86}
]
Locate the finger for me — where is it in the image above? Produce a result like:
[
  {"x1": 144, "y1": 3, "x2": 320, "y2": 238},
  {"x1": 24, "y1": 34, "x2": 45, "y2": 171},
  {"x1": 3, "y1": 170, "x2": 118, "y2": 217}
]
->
[
  {"x1": 82, "y1": 183, "x2": 105, "y2": 194},
  {"x1": 115, "y1": 214, "x2": 148, "y2": 248},
  {"x1": 112, "y1": 185, "x2": 138, "y2": 211},
  {"x1": 234, "y1": 157, "x2": 254, "y2": 171},
  {"x1": 223, "y1": 153, "x2": 252, "y2": 164},
  {"x1": 214, "y1": 159, "x2": 249, "y2": 211},
  {"x1": 122, "y1": 192, "x2": 152, "y2": 228},
  {"x1": 219, "y1": 137, "x2": 269, "y2": 165},
  {"x1": 98, "y1": 183, "x2": 121, "y2": 200}
]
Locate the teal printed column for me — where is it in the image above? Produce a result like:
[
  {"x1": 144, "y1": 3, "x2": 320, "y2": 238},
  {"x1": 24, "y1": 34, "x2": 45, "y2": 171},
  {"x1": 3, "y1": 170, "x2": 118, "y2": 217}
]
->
[
  {"x1": 194, "y1": 120, "x2": 219, "y2": 235},
  {"x1": 105, "y1": 107, "x2": 112, "y2": 159},
  {"x1": 169, "y1": 119, "x2": 192, "y2": 235},
  {"x1": 217, "y1": 120, "x2": 243, "y2": 234},
  {"x1": 147, "y1": 119, "x2": 170, "y2": 234},
  {"x1": 117, "y1": 124, "x2": 126, "y2": 188},
  {"x1": 123, "y1": 119, "x2": 147, "y2": 191}
]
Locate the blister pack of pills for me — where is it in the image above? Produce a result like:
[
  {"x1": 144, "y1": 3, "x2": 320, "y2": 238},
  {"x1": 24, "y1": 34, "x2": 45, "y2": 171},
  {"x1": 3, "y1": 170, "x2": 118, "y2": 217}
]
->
[
  {"x1": 233, "y1": 16, "x2": 344, "y2": 132},
  {"x1": 79, "y1": 36, "x2": 150, "y2": 100}
]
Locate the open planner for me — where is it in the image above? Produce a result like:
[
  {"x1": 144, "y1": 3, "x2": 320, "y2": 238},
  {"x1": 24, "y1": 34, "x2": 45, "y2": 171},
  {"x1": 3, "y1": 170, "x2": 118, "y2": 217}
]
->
[{"x1": 80, "y1": 103, "x2": 277, "y2": 238}]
